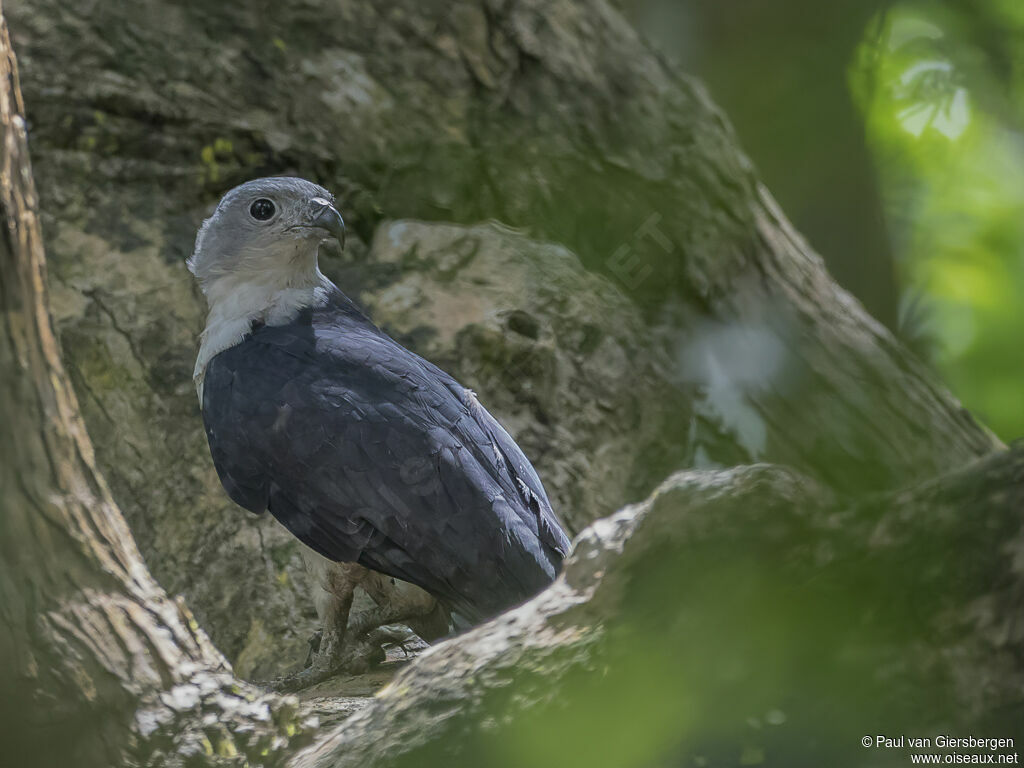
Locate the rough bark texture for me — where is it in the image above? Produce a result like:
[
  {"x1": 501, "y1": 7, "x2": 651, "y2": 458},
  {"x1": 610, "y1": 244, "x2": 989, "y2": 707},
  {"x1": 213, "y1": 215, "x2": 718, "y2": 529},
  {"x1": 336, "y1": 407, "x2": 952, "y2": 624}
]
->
[
  {"x1": 1, "y1": 2, "x2": 1021, "y2": 767},
  {"x1": 3, "y1": 0, "x2": 1001, "y2": 681},
  {"x1": 0, "y1": 12, "x2": 316, "y2": 766},
  {"x1": 294, "y1": 450, "x2": 1024, "y2": 768}
]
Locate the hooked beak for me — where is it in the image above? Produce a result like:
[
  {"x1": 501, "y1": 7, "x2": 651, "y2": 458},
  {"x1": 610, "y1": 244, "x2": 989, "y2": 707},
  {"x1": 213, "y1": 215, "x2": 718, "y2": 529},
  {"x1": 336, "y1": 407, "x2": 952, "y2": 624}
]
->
[{"x1": 309, "y1": 197, "x2": 346, "y2": 251}]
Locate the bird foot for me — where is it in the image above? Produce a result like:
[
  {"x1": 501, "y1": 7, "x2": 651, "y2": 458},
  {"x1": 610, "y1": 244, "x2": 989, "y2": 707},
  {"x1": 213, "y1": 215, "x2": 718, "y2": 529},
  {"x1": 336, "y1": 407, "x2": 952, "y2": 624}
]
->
[
  {"x1": 374, "y1": 624, "x2": 421, "y2": 658},
  {"x1": 262, "y1": 662, "x2": 338, "y2": 693},
  {"x1": 303, "y1": 628, "x2": 323, "y2": 669},
  {"x1": 261, "y1": 627, "x2": 398, "y2": 692}
]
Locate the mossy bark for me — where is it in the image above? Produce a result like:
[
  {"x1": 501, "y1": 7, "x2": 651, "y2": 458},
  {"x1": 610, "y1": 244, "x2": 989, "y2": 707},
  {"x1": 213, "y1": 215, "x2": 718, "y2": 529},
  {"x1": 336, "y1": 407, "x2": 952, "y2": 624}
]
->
[
  {"x1": 0, "y1": 2, "x2": 1018, "y2": 767},
  {"x1": 3, "y1": 0, "x2": 1000, "y2": 679},
  {"x1": 0, "y1": 12, "x2": 311, "y2": 765}
]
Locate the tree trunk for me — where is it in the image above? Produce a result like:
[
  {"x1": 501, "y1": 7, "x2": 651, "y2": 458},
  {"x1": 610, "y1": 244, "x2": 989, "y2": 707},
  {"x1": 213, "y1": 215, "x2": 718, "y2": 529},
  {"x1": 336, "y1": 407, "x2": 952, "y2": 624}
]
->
[
  {"x1": 3, "y1": 0, "x2": 1001, "y2": 680},
  {"x1": 0, "y1": 12, "x2": 310, "y2": 766},
  {"x1": 1, "y1": 1, "x2": 1019, "y2": 767},
  {"x1": 293, "y1": 450, "x2": 1024, "y2": 768}
]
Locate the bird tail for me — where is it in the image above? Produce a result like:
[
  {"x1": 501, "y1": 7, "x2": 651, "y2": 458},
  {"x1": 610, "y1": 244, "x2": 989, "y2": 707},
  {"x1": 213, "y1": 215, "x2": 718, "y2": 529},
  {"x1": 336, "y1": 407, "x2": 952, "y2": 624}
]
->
[{"x1": 450, "y1": 610, "x2": 475, "y2": 634}]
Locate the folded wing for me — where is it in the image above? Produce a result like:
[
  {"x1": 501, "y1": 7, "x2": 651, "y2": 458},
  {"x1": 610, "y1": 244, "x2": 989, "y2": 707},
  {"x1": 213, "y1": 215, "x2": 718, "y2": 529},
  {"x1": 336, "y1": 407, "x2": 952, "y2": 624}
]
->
[{"x1": 201, "y1": 303, "x2": 570, "y2": 621}]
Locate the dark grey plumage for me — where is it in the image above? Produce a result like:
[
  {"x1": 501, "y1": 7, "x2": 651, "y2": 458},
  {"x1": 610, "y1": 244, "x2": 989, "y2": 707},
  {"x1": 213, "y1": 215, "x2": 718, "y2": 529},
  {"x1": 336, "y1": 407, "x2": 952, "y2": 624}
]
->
[{"x1": 201, "y1": 288, "x2": 570, "y2": 623}]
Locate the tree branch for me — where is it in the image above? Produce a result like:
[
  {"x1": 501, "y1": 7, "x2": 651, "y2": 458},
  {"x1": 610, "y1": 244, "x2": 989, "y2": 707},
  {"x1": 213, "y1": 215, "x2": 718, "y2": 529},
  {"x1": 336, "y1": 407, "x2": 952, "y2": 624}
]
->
[
  {"x1": 0, "y1": 10, "x2": 312, "y2": 766},
  {"x1": 1, "y1": 3, "x2": 1020, "y2": 767},
  {"x1": 295, "y1": 450, "x2": 1024, "y2": 767}
]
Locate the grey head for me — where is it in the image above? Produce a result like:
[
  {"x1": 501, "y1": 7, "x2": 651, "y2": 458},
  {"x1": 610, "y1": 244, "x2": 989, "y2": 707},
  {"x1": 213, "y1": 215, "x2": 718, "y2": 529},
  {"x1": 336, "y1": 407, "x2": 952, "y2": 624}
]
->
[{"x1": 187, "y1": 176, "x2": 345, "y2": 289}]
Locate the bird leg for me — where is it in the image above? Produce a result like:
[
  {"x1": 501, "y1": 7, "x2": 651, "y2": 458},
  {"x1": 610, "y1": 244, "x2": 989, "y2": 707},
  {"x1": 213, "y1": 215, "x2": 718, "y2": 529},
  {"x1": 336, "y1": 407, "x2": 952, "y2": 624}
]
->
[
  {"x1": 308, "y1": 580, "x2": 354, "y2": 671},
  {"x1": 352, "y1": 571, "x2": 451, "y2": 644},
  {"x1": 264, "y1": 555, "x2": 448, "y2": 691},
  {"x1": 345, "y1": 605, "x2": 444, "y2": 646},
  {"x1": 264, "y1": 552, "x2": 367, "y2": 691},
  {"x1": 266, "y1": 577, "x2": 356, "y2": 692},
  {"x1": 303, "y1": 628, "x2": 322, "y2": 667}
]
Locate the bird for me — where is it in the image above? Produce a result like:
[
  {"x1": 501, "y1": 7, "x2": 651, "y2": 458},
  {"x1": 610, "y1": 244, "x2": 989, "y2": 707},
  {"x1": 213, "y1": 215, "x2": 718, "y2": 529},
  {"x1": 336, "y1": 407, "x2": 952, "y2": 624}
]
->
[{"x1": 189, "y1": 177, "x2": 571, "y2": 687}]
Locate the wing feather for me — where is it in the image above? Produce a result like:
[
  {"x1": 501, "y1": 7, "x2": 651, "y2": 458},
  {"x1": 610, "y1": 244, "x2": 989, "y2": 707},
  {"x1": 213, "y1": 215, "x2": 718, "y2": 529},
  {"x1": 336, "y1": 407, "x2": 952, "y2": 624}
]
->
[{"x1": 202, "y1": 300, "x2": 569, "y2": 620}]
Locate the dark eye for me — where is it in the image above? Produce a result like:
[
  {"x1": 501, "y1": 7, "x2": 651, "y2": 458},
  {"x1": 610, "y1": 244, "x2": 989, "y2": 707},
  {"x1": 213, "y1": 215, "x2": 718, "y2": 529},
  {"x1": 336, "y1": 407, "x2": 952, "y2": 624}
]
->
[{"x1": 249, "y1": 198, "x2": 276, "y2": 221}]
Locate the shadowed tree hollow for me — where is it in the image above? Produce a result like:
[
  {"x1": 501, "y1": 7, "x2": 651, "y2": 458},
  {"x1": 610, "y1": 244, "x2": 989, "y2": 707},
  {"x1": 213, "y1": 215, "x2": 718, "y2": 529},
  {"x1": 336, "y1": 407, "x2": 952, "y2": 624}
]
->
[{"x1": 1, "y1": 1, "x2": 1021, "y2": 766}]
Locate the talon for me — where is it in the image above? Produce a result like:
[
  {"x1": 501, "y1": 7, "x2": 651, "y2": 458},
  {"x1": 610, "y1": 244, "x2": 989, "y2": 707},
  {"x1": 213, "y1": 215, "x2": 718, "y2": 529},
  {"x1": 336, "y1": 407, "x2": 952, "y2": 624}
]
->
[
  {"x1": 369, "y1": 625, "x2": 421, "y2": 660},
  {"x1": 260, "y1": 665, "x2": 333, "y2": 693},
  {"x1": 259, "y1": 629, "x2": 400, "y2": 691},
  {"x1": 305, "y1": 628, "x2": 323, "y2": 669}
]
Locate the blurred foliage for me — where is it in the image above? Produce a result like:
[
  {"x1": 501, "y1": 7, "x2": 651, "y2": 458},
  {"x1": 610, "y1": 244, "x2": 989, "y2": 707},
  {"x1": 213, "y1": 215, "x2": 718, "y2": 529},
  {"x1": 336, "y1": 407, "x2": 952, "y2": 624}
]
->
[
  {"x1": 851, "y1": 0, "x2": 1024, "y2": 440},
  {"x1": 625, "y1": 0, "x2": 896, "y2": 327},
  {"x1": 385, "y1": 466, "x2": 1022, "y2": 768},
  {"x1": 627, "y1": 0, "x2": 1023, "y2": 440}
]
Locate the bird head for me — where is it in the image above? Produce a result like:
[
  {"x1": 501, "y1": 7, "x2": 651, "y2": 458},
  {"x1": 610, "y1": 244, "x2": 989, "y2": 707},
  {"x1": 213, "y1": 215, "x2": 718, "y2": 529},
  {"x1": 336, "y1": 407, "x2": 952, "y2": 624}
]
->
[{"x1": 187, "y1": 177, "x2": 345, "y2": 290}]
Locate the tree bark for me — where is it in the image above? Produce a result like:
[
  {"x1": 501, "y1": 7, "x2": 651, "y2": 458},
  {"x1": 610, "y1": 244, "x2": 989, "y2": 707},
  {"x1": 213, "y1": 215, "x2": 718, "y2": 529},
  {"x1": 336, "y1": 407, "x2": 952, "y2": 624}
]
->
[
  {"x1": 4, "y1": 0, "x2": 1003, "y2": 679},
  {"x1": 0, "y1": 12, "x2": 311, "y2": 766},
  {"x1": 3, "y1": 0, "x2": 1002, "y2": 679},
  {"x1": 294, "y1": 450, "x2": 1024, "y2": 768},
  {"x1": 1, "y1": 1, "x2": 1020, "y2": 767}
]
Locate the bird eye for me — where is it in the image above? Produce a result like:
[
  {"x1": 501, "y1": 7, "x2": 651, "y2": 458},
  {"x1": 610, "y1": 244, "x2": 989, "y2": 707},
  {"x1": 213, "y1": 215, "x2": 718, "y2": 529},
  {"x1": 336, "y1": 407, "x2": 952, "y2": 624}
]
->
[{"x1": 249, "y1": 198, "x2": 276, "y2": 221}]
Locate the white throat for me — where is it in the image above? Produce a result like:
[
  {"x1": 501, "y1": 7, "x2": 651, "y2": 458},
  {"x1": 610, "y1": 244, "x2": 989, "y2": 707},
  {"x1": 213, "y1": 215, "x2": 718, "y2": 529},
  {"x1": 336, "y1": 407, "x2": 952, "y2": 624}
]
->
[{"x1": 194, "y1": 265, "x2": 332, "y2": 401}]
